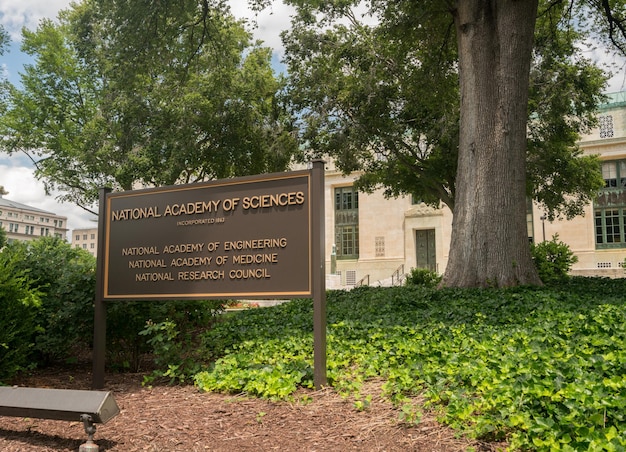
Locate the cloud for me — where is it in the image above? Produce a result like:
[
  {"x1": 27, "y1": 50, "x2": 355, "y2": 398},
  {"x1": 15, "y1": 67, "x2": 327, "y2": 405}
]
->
[
  {"x1": 0, "y1": 0, "x2": 292, "y2": 51},
  {"x1": 229, "y1": 1, "x2": 295, "y2": 55},
  {"x1": 0, "y1": 0, "x2": 71, "y2": 39},
  {"x1": 0, "y1": 156, "x2": 97, "y2": 233}
]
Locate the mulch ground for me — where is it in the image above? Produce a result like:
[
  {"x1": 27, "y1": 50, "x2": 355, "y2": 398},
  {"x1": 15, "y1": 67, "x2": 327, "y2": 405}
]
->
[{"x1": 0, "y1": 367, "x2": 507, "y2": 451}]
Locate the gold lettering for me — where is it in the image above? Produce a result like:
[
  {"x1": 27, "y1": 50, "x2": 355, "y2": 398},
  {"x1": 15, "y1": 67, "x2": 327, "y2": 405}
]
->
[
  {"x1": 135, "y1": 272, "x2": 173, "y2": 282},
  {"x1": 232, "y1": 253, "x2": 278, "y2": 265},
  {"x1": 224, "y1": 237, "x2": 287, "y2": 251},
  {"x1": 241, "y1": 191, "x2": 305, "y2": 210},
  {"x1": 170, "y1": 256, "x2": 212, "y2": 267},
  {"x1": 228, "y1": 268, "x2": 271, "y2": 279},
  {"x1": 122, "y1": 246, "x2": 159, "y2": 256},
  {"x1": 111, "y1": 206, "x2": 161, "y2": 221},
  {"x1": 178, "y1": 270, "x2": 225, "y2": 281},
  {"x1": 128, "y1": 259, "x2": 167, "y2": 269},
  {"x1": 162, "y1": 243, "x2": 206, "y2": 254}
]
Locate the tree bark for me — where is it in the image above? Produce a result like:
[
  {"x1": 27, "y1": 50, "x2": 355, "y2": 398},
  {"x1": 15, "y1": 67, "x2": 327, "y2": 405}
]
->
[{"x1": 442, "y1": 0, "x2": 543, "y2": 287}]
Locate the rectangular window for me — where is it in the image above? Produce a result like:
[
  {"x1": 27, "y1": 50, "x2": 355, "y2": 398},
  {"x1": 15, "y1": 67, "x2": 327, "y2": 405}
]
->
[
  {"x1": 334, "y1": 186, "x2": 359, "y2": 259},
  {"x1": 91, "y1": 233, "x2": 95, "y2": 239},
  {"x1": 335, "y1": 187, "x2": 358, "y2": 211},
  {"x1": 83, "y1": 234, "x2": 88, "y2": 240},
  {"x1": 602, "y1": 162, "x2": 618, "y2": 188},
  {"x1": 9, "y1": 223, "x2": 18, "y2": 233},
  {"x1": 75, "y1": 235, "x2": 80, "y2": 241},
  {"x1": 595, "y1": 160, "x2": 626, "y2": 248},
  {"x1": 338, "y1": 225, "x2": 359, "y2": 257},
  {"x1": 601, "y1": 159, "x2": 626, "y2": 189},
  {"x1": 595, "y1": 208, "x2": 626, "y2": 248}
]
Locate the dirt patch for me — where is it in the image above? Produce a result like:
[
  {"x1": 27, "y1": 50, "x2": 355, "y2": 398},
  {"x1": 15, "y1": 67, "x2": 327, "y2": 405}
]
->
[{"x1": 0, "y1": 367, "x2": 505, "y2": 451}]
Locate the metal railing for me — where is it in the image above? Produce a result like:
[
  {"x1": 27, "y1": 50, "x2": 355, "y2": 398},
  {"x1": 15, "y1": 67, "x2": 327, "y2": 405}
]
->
[
  {"x1": 355, "y1": 274, "x2": 370, "y2": 287},
  {"x1": 391, "y1": 264, "x2": 405, "y2": 286}
]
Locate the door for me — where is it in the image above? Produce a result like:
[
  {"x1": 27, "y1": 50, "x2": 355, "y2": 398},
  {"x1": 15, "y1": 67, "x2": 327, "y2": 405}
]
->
[{"x1": 416, "y1": 229, "x2": 436, "y2": 271}]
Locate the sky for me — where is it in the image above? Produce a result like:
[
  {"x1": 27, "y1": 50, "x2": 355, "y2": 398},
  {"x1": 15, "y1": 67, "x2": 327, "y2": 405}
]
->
[
  {"x1": 0, "y1": 0, "x2": 295, "y2": 232},
  {"x1": 0, "y1": 1, "x2": 625, "y2": 233}
]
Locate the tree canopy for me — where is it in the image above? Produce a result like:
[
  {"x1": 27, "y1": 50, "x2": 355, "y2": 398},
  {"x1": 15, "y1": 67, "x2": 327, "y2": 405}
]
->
[
  {"x1": 280, "y1": 0, "x2": 608, "y2": 220},
  {"x1": 271, "y1": 0, "x2": 626, "y2": 287},
  {"x1": 0, "y1": 0, "x2": 298, "y2": 214}
]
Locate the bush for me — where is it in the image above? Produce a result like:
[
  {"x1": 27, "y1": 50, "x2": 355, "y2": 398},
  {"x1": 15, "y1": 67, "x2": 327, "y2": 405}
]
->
[
  {"x1": 1, "y1": 236, "x2": 225, "y2": 375},
  {"x1": 136, "y1": 299, "x2": 225, "y2": 381},
  {"x1": 404, "y1": 267, "x2": 442, "y2": 287},
  {"x1": 530, "y1": 234, "x2": 578, "y2": 283},
  {"x1": 0, "y1": 246, "x2": 41, "y2": 381},
  {"x1": 3, "y1": 237, "x2": 96, "y2": 365}
]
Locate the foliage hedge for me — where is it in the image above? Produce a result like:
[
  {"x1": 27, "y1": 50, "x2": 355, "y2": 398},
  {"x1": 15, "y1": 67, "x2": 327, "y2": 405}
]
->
[
  {"x1": 0, "y1": 245, "x2": 41, "y2": 381},
  {"x1": 194, "y1": 278, "x2": 626, "y2": 451},
  {"x1": 1, "y1": 236, "x2": 223, "y2": 375}
]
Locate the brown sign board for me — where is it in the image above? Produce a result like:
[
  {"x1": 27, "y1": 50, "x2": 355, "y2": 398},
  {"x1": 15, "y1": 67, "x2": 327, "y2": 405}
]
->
[{"x1": 102, "y1": 170, "x2": 314, "y2": 300}]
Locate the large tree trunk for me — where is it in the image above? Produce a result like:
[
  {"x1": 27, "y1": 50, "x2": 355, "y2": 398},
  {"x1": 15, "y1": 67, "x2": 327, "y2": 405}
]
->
[{"x1": 442, "y1": 0, "x2": 542, "y2": 287}]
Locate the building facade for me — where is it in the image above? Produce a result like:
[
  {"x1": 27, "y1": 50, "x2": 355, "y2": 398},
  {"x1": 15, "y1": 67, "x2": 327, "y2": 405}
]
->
[
  {"x1": 325, "y1": 91, "x2": 626, "y2": 288},
  {"x1": 0, "y1": 195, "x2": 68, "y2": 243},
  {"x1": 71, "y1": 227, "x2": 98, "y2": 257}
]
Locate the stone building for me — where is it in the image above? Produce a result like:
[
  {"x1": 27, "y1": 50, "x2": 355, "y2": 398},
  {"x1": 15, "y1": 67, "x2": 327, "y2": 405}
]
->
[
  {"x1": 325, "y1": 91, "x2": 626, "y2": 288},
  {"x1": 0, "y1": 194, "x2": 68, "y2": 243},
  {"x1": 71, "y1": 227, "x2": 98, "y2": 257}
]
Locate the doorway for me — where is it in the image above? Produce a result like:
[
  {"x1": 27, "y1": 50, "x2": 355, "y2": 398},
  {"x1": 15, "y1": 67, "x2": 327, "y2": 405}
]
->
[{"x1": 415, "y1": 229, "x2": 436, "y2": 271}]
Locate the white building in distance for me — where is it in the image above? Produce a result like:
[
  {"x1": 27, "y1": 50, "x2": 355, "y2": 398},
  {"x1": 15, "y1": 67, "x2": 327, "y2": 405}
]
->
[
  {"x1": 71, "y1": 227, "x2": 98, "y2": 257},
  {"x1": 0, "y1": 194, "x2": 68, "y2": 243}
]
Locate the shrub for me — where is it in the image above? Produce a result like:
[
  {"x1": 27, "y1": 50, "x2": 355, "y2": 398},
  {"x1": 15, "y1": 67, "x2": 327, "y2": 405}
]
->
[
  {"x1": 3, "y1": 237, "x2": 96, "y2": 365},
  {"x1": 530, "y1": 234, "x2": 578, "y2": 283},
  {"x1": 404, "y1": 267, "x2": 442, "y2": 288},
  {"x1": 137, "y1": 299, "x2": 226, "y2": 381},
  {"x1": 0, "y1": 246, "x2": 41, "y2": 381},
  {"x1": 105, "y1": 298, "x2": 225, "y2": 373},
  {"x1": 1, "y1": 236, "x2": 225, "y2": 374}
]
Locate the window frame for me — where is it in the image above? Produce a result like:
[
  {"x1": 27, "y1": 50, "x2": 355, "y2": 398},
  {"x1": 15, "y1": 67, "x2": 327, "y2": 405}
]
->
[{"x1": 334, "y1": 186, "x2": 359, "y2": 260}]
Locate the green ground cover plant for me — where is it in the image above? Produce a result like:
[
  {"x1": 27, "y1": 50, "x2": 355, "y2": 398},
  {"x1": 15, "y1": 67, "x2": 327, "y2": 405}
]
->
[{"x1": 194, "y1": 278, "x2": 626, "y2": 451}]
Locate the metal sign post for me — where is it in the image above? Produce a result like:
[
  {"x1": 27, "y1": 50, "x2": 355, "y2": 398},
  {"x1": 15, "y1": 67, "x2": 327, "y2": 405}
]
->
[
  {"x1": 311, "y1": 160, "x2": 327, "y2": 389},
  {"x1": 93, "y1": 187, "x2": 111, "y2": 390}
]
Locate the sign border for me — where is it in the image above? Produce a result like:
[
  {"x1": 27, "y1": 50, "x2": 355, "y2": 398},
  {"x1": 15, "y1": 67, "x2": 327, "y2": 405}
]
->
[{"x1": 102, "y1": 170, "x2": 313, "y2": 300}]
